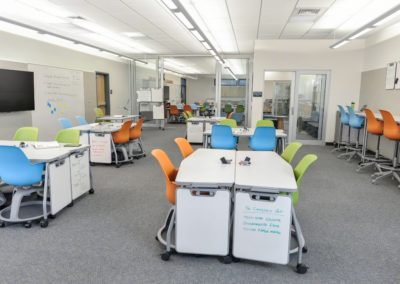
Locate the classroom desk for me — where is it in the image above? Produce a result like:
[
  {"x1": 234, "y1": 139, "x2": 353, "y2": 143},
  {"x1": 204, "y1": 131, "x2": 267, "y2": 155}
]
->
[
  {"x1": 97, "y1": 114, "x2": 139, "y2": 123},
  {"x1": 0, "y1": 141, "x2": 93, "y2": 227},
  {"x1": 203, "y1": 127, "x2": 287, "y2": 153},
  {"x1": 71, "y1": 122, "x2": 136, "y2": 165},
  {"x1": 186, "y1": 116, "x2": 226, "y2": 143}
]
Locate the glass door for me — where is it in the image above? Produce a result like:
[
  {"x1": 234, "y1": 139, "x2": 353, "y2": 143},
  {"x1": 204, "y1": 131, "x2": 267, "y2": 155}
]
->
[{"x1": 291, "y1": 71, "x2": 329, "y2": 144}]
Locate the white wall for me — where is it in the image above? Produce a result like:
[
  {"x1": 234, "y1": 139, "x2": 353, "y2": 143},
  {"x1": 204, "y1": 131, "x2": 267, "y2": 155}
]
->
[
  {"x1": 0, "y1": 31, "x2": 130, "y2": 140},
  {"x1": 186, "y1": 76, "x2": 215, "y2": 104},
  {"x1": 252, "y1": 40, "x2": 364, "y2": 142}
]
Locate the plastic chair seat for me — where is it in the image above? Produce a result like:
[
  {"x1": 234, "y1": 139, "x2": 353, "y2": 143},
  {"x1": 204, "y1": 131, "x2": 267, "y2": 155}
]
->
[{"x1": 211, "y1": 125, "x2": 236, "y2": 150}]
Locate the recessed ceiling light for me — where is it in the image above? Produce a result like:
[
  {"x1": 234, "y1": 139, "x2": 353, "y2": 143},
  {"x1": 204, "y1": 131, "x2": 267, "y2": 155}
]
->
[
  {"x1": 191, "y1": 30, "x2": 204, "y2": 41},
  {"x1": 175, "y1": 12, "x2": 194, "y2": 29}
]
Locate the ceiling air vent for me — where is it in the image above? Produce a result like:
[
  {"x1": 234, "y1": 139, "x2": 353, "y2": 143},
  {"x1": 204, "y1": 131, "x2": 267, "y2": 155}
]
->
[
  {"x1": 297, "y1": 8, "x2": 321, "y2": 16},
  {"x1": 290, "y1": 8, "x2": 324, "y2": 22}
]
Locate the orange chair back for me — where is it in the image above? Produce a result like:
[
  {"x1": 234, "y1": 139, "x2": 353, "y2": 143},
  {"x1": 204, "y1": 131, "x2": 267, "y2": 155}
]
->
[
  {"x1": 183, "y1": 104, "x2": 192, "y2": 113},
  {"x1": 379, "y1": 110, "x2": 400, "y2": 140},
  {"x1": 129, "y1": 118, "x2": 143, "y2": 140},
  {"x1": 112, "y1": 120, "x2": 132, "y2": 144},
  {"x1": 170, "y1": 105, "x2": 179, "y2": 115},
  {"x1": 174, "y1": 137, "x2": 193, "y2": 158},
  {"x1": 364, "y1": 108, "x2": 383, "y2": 135},
  {"x1": 151, "y1": 149, "x2": 178, "y2": 205}
]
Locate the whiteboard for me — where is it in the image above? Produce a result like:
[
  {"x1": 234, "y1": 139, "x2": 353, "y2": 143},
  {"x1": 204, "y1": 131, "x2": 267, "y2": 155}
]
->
[
  {"x1": 233, "y1": 192, "x2": 292, "y2": 265},
  {"x1": 29, "y1": 65, "x2": 84, "y2": 140},
  {"x1": 386, "y1": 62, "x2": 396, "y2": 90},
  {"x1": 395, "y1": 62, "x2": 400, "y2": 90}
]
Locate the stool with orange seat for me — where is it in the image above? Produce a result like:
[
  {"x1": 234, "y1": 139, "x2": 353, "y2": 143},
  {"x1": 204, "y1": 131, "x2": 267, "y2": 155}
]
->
[
  {"x1": 128, "y1": 118, "x2": 145, "y2": 159},
  {"x1": 183, "y1": 104, "x2": 192, "y2": 114},
  {"x1": 169, "y1": 105, "x2": 180, "y2": 123},
  {"x1": 152, "y1": 149, "x2": 178, "y2": 260},
  {"x1": 174, "y1": 137, "x2": 193, "y2": 158},
  {"x1": 111, "y1": 120, "x2": 133, "y2": 167},
  {"x1": 357, "y1": 109, "x2": 390, "y2": 172},
  {"x1": 371, "y1": 110, "x2": 400, "y2": 186}
]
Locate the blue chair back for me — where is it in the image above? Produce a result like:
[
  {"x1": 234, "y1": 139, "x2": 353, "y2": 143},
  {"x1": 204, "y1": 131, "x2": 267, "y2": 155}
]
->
[
  {"x1": 191, "y1": 103, "x2": 198, "y2": 110},
  {"x1": 232, "y1": 112, "x2": 244, "y2": 124},
  {"x1": 347, "y1": 106, "x2": 364, "y2": 128},
  {"x1": 59, "y1": 117, "x2": 73, "y2": 129},
  {"x1": 0, "y1": 146, "x2": 44, "y2": 186},
  {"x1": 75, "y1": 115, "x2": 88, "y2": 125},
  {"x1": 211, "y1": 125, "x2": 236, "y2": 150},
  {"x1": 249, "y1": 126, "x2": 276, "y2": 151},
  {"x1": 338, "y1": 105, "x2": 349, "y2": 125}
]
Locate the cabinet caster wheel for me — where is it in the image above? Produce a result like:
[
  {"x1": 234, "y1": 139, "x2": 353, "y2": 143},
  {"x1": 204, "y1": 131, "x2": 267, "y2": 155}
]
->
[
  {"x1": 302, "y1": 246, "x2": 308, "y2": 253},
  {"x1": 130, "y1": 160, "x2": 134, "y2": 164},
  {"x1": 89, "y1": 188, "x2": 95, "y2": 194},
  {"x1": 296, "y1": 264, "x2": 308, "y2": 274},
  {"x1": 115, "y1": 164, "x2": 121, "y2": 168},
  {"x1": 143, "y1": 154, "x2": 147, "y2": 157},
  {"x1": 49, "y1": 214, "x2": 56, "y2": 219},
  {"x1": 0, "y1": 222, "x2": 5, "y2": 228},
  {"x1": 40, "y1": 220, "x2": 48, "y2": 228},
  {"x1": 161, "y1": 252, "x2": 171, "y2": 261},
  {"x1": 232, "y1": 256, "x2": 241, "y2": 263},
  {"x1": 220, "y1": 255, "x2": 232, "y2": 264},
  {"x1": 24, "y1": 222, "x2": 32, "y2": 228},
  {"x1": 67, "y1": 201, "x2": 74, "y2": 207}
]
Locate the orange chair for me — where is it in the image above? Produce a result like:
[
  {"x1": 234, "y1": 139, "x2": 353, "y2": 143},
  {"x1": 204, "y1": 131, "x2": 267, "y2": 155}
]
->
[
  {"x1": 111, "y1": 120, "x2": 133, "y2": 167},
  {"x1": 357, "y1": 109, "x2": 390, "y2": 172},
  {"x1": 169, "y1": 105, "x2": 180, "y2": 123},
  {"x1": 152, "y1": 149, "x2": 178, "y2": 260},
  {"x1": 183, "y1": 104, "x2": 192, "y2": 113},
  {"x1": 371, "y1": 110, "x2": 400, "y2": 186},
  {"x1": 174, "y1": 137, "x2": 193, "y2": 158},
  {"x1": 128, "y1": 118, "x2": 145, "y2": 158}
]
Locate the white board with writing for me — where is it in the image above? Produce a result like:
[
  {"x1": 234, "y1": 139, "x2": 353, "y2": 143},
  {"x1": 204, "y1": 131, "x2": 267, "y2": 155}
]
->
[
  {"x1": 233, "y1": 192, "x2": 292, "y2": 265},
  {"x1": 89, "y1": 133, "x2": 112, "y2": 164},
  {"x1": 29, "y1": 64, "x2": 84, "y2": 140},
  {"x1": 386, "y1": 62, "x2": 397, "y2": 90}
]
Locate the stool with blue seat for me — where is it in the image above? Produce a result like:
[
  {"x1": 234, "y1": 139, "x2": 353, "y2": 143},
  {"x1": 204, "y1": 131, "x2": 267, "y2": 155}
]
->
[
  {"x1": 0, "y1": 146, "x2": 49, "y2": 228},
  {"x1": 332, "y1": 105, "x2": 350, "y2": 153},
  {"x1": 249, "y1": 126, "x2": 276, "y2": 151},
  {"x1": 338, "y1": 106, "x2": 364, "y2": 161},
  {"x1": 210, "y1": 125, "x2": 236, "y2": 150},
  {"x1": 58, "y1": 117, "x2": 73, "y2": 129}
]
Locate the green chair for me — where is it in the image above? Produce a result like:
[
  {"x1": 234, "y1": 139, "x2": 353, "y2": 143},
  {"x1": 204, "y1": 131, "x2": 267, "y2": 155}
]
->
[
  {"x1": 95, "y1": 107, "x2": 105, "y2": 119},
  {"x1": 281, "y1": 142, "x2": 303, "y2": 164},
  {"x1": 55, "y1": 129, "x2": 80, "y2": 144},
  {"x1": 219, "y1": 118, "x2": 237, "y2": 128},
  {"x1": 292, "y1": 154, "x2": 318, "y2": 206},
  {"x1": 13, "y1": 127, "x2": 39, "y2": 141},
  {"x1": 236, "y1": 104, "x2": 245, "y2": 113},
  {"x1": 256, "y1": 119, "x2": 275, "y2": 127}
]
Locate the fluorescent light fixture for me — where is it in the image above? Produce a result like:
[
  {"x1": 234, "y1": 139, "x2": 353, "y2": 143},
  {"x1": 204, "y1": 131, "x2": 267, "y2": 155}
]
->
[
  {"x1": 373, "y1": 9, "x2": 400, "y2": 26},
  {"x1": 191, "y1": 29, "x2": 203, "y2": 41},
  {"x1": 85, "y1": 33, "x2": 138, "y2": 53},
  {"x1": 0, "y1": 20, "x2": 38, "y2": 36},
  {"x1": 175, "y1": 12, "x2": 194, "y2": 29},
  {"x1": 349, "y1": 27, "x2": 373, "y2": 39},
  {"x1": 41, "y1": 33, "x2": 74, "y2": 46},
  {"x1": 119, "y1": 56, "x2": 133, "y2": 61},
  {"x1": 124, "y1": 32, "x2": 145, "y2": 38},
  {"x1": 332, "y1": 40, "x2": 349, "y2": 49},
  {"x1": 161, "y1": 0, "x2": 178, "y2": 10},
  {"x1": 18, "y1": 0, "x2": 75, "y2": 18},
  {"x1": 225, "y1": 67, "x2": 238, "y2": 80},
  {"x1": 202, "y1": 41, "x2": 211, "y2": 49},
  {"x1": 209, "y1": 50, "x2": 216, "y2": 56}
]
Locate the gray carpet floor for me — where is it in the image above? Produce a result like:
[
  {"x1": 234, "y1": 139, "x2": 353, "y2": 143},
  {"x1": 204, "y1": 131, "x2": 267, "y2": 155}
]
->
[{"x1": 1, "y1": 124, "x2": 400, "y2": 283}]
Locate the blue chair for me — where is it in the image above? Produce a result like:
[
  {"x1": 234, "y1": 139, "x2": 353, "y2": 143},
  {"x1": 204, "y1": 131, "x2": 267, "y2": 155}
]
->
[
  {"x1": 210, "y1": 125, "x2": 236, "y2": 150},
  {"x1": 58, "y1": 117, "x2": 73, "y2": 129},
  {"x1": 232, "y1": 112, "x2": 244, "y2": 126},
  {"x1": 0, "y1": 146, "x2": 47, "y2": 227},
  {"x1": 75, "y1": 115, "x2": 88, "y2": 125},
  {"x1": 338, "y1": 106, "x2": 364, "y2": 161},
  {"x1": 249, "y1": 126, "x2": 276, "y2": 151},
  {"x1": 332, "y1": 105, "x2": 350, "y2": 153}
]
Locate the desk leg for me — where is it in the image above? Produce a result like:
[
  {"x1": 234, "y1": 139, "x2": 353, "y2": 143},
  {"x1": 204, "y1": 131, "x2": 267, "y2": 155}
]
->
[
  {"x1": 281, "y1": 137, "x2": 286, "y2": 154},
  {"x1": 41, "y1": 164, "x2": 49, "y2": 228},
  {"x1": 292, "y1": 205, "x2": 308, "y2": 273},
  {"x1": 111, "y1": 137, "x2": 119, "y2": 167}
]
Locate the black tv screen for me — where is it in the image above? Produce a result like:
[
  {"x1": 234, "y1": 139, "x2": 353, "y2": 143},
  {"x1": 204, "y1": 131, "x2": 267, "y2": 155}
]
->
[{"x1": 0, "y1": 69, "x2": 34, "y2": 112}]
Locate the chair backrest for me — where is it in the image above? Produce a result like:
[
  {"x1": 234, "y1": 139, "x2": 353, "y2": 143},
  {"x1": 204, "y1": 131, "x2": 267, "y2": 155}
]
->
[
  {"x1": 56, "y1": 129, "x2": 80, "y2": 144},
  {"x1": 174, "y1": 137, "x2": 193, "y2": 158},
  {"x1": 364, "y1": 108, "x2": 383, "y2": 135},
  {"x1": 75, "y1": 115, "x2": 88, "y2": 125},
  {"x1": 346, "y1": 106, "x2": 364, "y2": 128},
  {"x1": 338, "y1": 105, "x2": 349, "y2": 124},
  {"x1": 183, "y1": 104, "x2": 192, "y2": 112},
  {"x1": 13, "y1": 127, "x2": 39, "y2": 142},
  {"x1": 0, "y1": 146, "x2": 45, "y2": 186},
  {"x1": 58, "y1": 117, "x2": 73, "y2": 129},
  {"x1": 170, "y1": 105, "x2": 179, "y2": 115},
  {"x1": 219, "y1": 118, "x2": 237, "y2": 128},
  {"x1": 236, "y1": 104, "x2": 245, "y2": 113},
  {"x1": 129, "y1": 118, "x2": 144, "y2": 140},
  {"x1": 112, "y1": 120, "x2": 133, "y2": 144},
  {"x1": 232, "y1": 112, "x2": 244, "y2": 124},
  {"x1": 151, "y1": 149, "x2": 178, "y2": 205},
  {"x1": 249, "y1": 126, "x2": 276, "y2": 151},
  {"x1": 211, "y1": 125, "x2": 236, "y2": 150},
  {"x1": 95, "y1": 107, "x2": 104, "y2": 118},
  {"x1": 223, "y1": 104, "x2": 233, "y2": 113},
  {"x1": 281, "y1": 142, "x2": 302, "y2": 164},
  {"x1": 256, "y1": 119, "x2": 275, "y2": 127},
  {"x1": 191, "y1": 103, "x2": 198, "y2": 110},
  {"x1": 292, "y1": 154, "x2": 318, "y2": 207},
  {"x1": 379, "y1": 109, "x2": 400, "y2": 140}
]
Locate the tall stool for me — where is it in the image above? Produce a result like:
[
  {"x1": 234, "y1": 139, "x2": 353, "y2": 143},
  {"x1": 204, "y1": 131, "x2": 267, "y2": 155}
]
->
[
  {"x1": 357, "y1": 109, "x2": 390, "y2": 172},
  {"x1": 338, "y1": 106, "x2": 364, "y2": 161},
  {"x1": 371, "y1": 110, "x2": 400, "y2": 187},
  {"x1": 332, "y1": 105, "x2": 349, "y2": 153}
]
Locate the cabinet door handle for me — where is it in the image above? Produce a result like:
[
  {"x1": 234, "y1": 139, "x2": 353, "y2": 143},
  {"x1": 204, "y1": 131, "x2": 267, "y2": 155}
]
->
[
  {"x1": 95, "y1": 133, "x2": 105, "y2": 137},
  {"x1": 55, "y1": 159, "x2": 65, "y2": 167}
]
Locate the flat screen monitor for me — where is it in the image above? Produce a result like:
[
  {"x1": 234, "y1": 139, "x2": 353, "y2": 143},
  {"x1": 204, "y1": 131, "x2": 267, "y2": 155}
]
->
[{"x1": 0, "y1": 69, "x2": 34, "y2": 112}]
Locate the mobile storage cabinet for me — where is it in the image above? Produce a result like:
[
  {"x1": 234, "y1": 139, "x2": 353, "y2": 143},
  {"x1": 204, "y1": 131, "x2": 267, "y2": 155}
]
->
[
  {"x1": 186, "y1": 121, "x2": 203, "y2": 143},
  {"x1": 176, "y1": 188, "x2": 231, "y2": 256},
  {"x1": 49, "y1": 157, "x2": 72, "y2": 215},
  {"x1": 70, "y1": 150, "x2": 91, "y2": 200}
]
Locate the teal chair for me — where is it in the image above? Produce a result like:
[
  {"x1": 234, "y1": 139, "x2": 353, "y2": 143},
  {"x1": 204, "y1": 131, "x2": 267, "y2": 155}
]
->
[
  {"x1": 13, "y1": 127, "x2": 39, "y2": 141},
  {"x1": 211, "y1": 125, "x2": 236, "y2": 150},
  {"x1": 75, "y1": 115, "x2": 88, "y2": 125},
  {"x1": 58, "y1": 118, "x2": 73, "y2": 129},
  {"x1": 249, "y1": 127, "x2": 276, "y2": 151},
  {"x1": 281, "y1": 142, "x2": 303, "y2": 164}
]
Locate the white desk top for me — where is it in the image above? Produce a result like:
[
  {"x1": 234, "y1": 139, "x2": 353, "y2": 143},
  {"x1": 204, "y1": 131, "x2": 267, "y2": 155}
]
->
[
  {"x1": 187, "y1": 116, "x2": 225, "y2": 123},
  {"x1": 71, "y1": 122, "x2": 136, "y2": 133},
  {"x1": 98, "y1": 114, "x2": 139, "y2": 121},
  {"x1": 0, "y1": 141, "x2": 89, "y2": 163},
  {"x1": 356, "y1": 111, "x2": 400, "y2": 123},
  {"x1": 204, "y1": 127, "x2": 287, "y2": 138},
  {"x1": 235, "y1": 151, "x2": 297, "y2": 193},
  {"x1": 176, "y1": 148, "x2": 236, "y2": 188}
]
